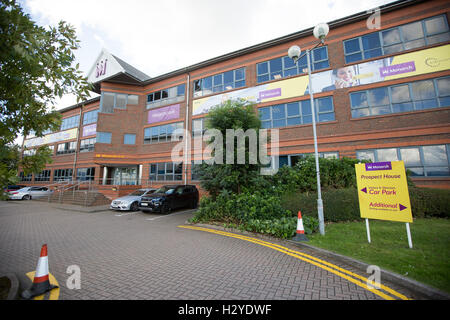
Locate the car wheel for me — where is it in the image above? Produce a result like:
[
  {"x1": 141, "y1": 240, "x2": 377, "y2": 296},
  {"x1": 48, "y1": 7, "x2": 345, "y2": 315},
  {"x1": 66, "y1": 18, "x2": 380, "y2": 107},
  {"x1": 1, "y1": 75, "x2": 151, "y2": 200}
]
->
[
  {"x1": 22, "y1": 195, "x2": 30, "y2": 200},
  {"x1": 161, "y1": 203, "x2": 171, "y2": 214},
  {"x1": 130, "y1": 202, "x2": 139, "y2": 211}
]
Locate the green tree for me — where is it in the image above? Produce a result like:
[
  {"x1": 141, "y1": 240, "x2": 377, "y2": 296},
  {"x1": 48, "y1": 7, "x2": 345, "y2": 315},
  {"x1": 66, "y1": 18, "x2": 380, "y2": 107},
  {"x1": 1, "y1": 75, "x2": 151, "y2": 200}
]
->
[
  {"x1": 0, "y1": 0, "x2": 92, "y2": 195},
  {"x1": 193, "y1": 99, "x2": 265, "y2": 197}
]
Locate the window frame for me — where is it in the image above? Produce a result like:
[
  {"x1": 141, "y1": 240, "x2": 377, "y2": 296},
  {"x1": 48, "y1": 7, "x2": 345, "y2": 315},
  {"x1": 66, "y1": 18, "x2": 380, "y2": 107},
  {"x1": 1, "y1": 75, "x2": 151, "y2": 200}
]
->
[
  {"x1": 350, "y1": 76, "x2": 450, "y2": 118},
  {"x1": 343, "y1": 14, "x2": 450, "y2": 64},
  {"x1": 356, "y1": 144, "x2": 450, "y2": 177},
  {"x1": 193, "y1": 68, "x2": 246, "y2": 97},
  {"x1": 143, "y1": 122, "x2": 184, "y2": 144},
  {"x1": 149, "y1": 162, "x2": 183, "y2": 181},
  {"x1": 256, "y1": 46, "x2": 330, "y2": 84}
]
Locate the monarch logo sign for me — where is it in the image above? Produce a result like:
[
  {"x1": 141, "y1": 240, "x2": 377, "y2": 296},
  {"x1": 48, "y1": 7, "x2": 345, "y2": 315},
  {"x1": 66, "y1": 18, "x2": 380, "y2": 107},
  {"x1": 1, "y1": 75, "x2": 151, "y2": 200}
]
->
[{"x1": 355, "y1": 161, "x2": 414, "y2": 248}]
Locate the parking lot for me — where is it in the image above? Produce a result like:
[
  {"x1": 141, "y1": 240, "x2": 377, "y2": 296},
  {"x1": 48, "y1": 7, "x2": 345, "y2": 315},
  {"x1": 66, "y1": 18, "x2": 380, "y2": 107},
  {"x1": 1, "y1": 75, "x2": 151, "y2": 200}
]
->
[{"x1": 0, "y1": 200, "x2": 426, "y2": 300}]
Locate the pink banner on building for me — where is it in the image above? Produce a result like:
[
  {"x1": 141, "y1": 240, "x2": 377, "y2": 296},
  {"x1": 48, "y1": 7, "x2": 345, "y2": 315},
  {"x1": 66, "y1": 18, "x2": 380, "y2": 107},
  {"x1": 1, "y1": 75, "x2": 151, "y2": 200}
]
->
[
  {"x1": 148, "y1": 104, "x2": 180, "y2": 124},
  {"x1": 83, "y1": 123, "x2": 97, "y2": 137}
]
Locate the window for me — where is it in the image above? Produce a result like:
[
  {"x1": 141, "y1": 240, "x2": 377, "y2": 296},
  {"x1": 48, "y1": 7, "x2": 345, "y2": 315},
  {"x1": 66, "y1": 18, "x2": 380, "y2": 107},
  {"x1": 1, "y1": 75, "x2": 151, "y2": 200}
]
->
[
  {"x1": 56, "y1": 141, "x2": 77, "y2": 155},
  {"x1": 60, "y1": 115, "x2": 80, "y2": 131},
  {"x1": 147, "y1": 84, "x2": 185, "y2": 109},
  {"x1": 149, "y1": 162, "x2": 182, "y2": 181},
  {"x1": 193, "y1": 68, "x2": 246, "y2": 97},
  {"x1": 350, "y1": 76, "x2": 450, "y2": 118},
  {"x1": 257, "y1": 47, "x2": 329, "y2": 83},
  {"x1": 23, "y1": 148, "x2": 36, "y2": 157},
  {"x1": 79, "y1": 138, "x2": 96, "y2": 152},
  {"x1": 259, "y1": 97, "x2": 335, "y2": 129},
  {"x1": 100, "y1": 92, "x2": 139, "y2": 113},
  {"x1": 77, "y1": 167, "x2": 95, "y2": 181},
  {"x1": 356, "y1": 144, "x2": 450, "y2": 176},
  {"x1": 35, "y1": 170, "x2": 51, "y2": 182},
  {"x1": 192, "y1": 118, "x2": 207, "y2": 138},
  {"x1": 83, "y1": 109, "x2": 99, "y2": 125},
  {"x1": 53, "y1": 169, "x2": 73, "y2": 182},
  {"x1": 124, "y1": 134, "x2": 136, "y2": 145},
  {"x1": 97, "y1": 132, "x2": 112, "y2": 144},
  {"x1": 278, "y1": 152, "x2": 339, "y2": 168},
  {"x1": 344, "y1": 15, "x2": 450, "y2": 63},
  {"x1": 19, "y1": 172, "x2": 32, "y2": 182},
  {"x1": 144, "y1": 122, "x2": 183, "y2": 144}
]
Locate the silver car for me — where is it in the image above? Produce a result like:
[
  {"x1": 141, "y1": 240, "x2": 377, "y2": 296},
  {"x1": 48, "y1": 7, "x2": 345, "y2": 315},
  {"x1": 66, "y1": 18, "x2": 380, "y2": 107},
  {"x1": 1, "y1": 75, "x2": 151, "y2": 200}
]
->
[
  {"x1": 8, "y1": 186, "x2": 53, "y2": 200},
  {"x1": 110, "y1": 188, "x2": 156, "y2": 211}
]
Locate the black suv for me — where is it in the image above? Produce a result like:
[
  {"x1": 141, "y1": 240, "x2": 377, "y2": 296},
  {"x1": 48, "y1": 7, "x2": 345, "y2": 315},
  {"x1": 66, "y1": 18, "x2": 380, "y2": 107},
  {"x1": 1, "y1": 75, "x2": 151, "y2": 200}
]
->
[{"x1": 139, "y1": 185, "x2": 199, "y2": 214}]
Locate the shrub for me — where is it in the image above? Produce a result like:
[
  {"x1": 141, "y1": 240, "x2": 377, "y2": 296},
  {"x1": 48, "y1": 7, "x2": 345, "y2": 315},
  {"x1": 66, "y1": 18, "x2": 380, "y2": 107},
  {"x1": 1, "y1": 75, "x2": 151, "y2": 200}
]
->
[
  {"x1": 238, "y1": 216, "x2": 319, "y2": 239},
  {"x1": 191, "y1": 190, "x2": 291, "y2": 224}
]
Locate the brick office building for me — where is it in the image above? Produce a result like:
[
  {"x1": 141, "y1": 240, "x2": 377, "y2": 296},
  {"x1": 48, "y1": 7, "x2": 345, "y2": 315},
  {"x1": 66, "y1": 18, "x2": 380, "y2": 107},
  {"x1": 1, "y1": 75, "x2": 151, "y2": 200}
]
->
[{"x1": 21, "y1": 0, "x2": 450, "y2": 198}]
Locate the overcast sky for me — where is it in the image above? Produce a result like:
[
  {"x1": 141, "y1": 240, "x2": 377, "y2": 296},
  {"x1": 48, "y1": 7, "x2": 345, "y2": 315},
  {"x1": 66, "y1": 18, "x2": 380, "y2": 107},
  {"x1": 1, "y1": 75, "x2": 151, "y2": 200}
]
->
[{"x1": 20, "y1": 0, "x2": 395, "y2": 110}]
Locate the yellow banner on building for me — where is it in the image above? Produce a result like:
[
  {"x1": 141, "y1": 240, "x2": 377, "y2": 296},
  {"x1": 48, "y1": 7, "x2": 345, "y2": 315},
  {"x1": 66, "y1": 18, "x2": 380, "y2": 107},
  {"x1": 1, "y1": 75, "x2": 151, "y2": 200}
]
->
[{"x1": 355, "y1": 161, "x2": 413, "y2": 223}]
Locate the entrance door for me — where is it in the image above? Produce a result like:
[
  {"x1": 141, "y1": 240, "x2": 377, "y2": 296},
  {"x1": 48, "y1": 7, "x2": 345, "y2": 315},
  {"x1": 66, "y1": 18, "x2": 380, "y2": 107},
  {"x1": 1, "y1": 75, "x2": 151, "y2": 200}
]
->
[{"x1": 112, "y1": 166, "x2": 138, "y2": 185}]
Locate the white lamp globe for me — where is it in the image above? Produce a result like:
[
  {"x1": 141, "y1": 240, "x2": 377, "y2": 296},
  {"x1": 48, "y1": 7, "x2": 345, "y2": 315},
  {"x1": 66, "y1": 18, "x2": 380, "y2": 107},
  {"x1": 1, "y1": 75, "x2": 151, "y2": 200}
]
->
[
  {"x1": 288, "y1": 45, "x2": 301, "y2": 62},
  {"x1": 313, "y1": 23, "x2": 329, "y2": 40}
]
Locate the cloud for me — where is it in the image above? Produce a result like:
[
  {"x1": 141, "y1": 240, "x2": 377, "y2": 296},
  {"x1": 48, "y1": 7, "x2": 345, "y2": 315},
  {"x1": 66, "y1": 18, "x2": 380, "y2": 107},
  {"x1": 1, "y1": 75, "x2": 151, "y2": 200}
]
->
[{"x1": 22, "y1": 0, "x2": 395, "y2": 108}]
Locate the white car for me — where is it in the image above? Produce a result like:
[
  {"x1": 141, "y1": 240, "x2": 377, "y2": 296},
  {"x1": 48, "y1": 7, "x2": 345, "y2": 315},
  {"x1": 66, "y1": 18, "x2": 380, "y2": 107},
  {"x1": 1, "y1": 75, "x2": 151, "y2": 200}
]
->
[
  {"x1": 110, "y1": 188, "x2": 156, "y2": 211},
  {"x1": 8, "y1": 187, "x2": 53, "y2": 200}
]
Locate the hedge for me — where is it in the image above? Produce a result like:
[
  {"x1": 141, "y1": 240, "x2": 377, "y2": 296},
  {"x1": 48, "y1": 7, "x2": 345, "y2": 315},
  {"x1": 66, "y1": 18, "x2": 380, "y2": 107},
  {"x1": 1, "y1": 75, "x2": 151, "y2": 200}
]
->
[{"x1": 281, "y1": 187, "x2": 450, "y2": 222}]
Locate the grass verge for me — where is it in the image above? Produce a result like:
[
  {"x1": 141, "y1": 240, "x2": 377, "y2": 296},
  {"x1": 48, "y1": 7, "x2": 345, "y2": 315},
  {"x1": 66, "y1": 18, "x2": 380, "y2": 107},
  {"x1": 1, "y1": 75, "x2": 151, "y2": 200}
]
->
[{"x1": 307, "y1": 218, "x2": 450, "y2": 294}]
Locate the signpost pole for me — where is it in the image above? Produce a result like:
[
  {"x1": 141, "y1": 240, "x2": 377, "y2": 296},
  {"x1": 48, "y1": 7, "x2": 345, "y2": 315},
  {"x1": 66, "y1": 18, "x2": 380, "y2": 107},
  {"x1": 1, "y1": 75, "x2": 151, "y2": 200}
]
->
[
  {"x1": 406, "y1": 223, "x2": 413, "y2": 249},
  {"x1": 365, "y1": 218, "x2": 371, "y2": 243}
]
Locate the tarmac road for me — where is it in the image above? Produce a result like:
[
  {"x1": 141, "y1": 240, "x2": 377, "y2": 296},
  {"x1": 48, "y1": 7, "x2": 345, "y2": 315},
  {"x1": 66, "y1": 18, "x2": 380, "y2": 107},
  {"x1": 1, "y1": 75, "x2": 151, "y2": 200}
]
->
[{"x1": 0, "y1": 200, "x2": 439, "y2": 300}]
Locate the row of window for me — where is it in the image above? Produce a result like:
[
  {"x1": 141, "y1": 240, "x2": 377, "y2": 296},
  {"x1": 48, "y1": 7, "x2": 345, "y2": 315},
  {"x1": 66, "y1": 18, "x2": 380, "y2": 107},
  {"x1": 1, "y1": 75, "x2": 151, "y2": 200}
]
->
[
  {"x1": 20, "y1": 168, "x2": 97, "y2": 182},
  {"x1": 259, "y1": 96, "x2": 335, "y2": 129},
  {"x1": 350, "y1": 76, "x2": 450, "y2": 117},
  {"x1": 147, "y1": 84, "x2": 185, "y2": 109},
  {"x1": 100, "y1": 92, "x2": 139, "y2": 113},
  {"x1": 257, "y1": 46, "x2": 329, "y2": 83},
  {"x1": 344, "y1": 15, "x2": 450, "y2": 63},
  {"x1": 193, "y1": 68, "x2": 246, "y2": 98},
  {"x1": 357, "y1": 144, "x2": 450, "y2": 177}
]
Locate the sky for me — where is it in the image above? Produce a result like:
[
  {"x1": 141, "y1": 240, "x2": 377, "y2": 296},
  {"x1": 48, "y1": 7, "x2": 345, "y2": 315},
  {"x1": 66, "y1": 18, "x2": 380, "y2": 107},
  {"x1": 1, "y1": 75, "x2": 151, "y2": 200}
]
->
[{"x1": 19, "y1": 0, "x2": 396, "y2": 110}]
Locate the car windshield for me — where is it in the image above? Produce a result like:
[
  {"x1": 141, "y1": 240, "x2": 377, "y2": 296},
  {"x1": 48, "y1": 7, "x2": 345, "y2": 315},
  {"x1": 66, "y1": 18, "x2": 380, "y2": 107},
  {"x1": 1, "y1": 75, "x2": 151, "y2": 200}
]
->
[
  {"x1": 129, "y1": 190, "x2": 146, "y2": 196},
  {"x1": 154, "y1": 186, "x2": 176, "y2": 194}
]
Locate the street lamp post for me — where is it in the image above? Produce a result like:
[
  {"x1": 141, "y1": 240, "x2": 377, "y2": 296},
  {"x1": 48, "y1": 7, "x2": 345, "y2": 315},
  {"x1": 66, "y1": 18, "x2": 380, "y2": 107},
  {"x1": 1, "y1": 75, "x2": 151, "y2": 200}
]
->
[{"x1": 288, "y1": 23, "x2": 329, "y2": 236}]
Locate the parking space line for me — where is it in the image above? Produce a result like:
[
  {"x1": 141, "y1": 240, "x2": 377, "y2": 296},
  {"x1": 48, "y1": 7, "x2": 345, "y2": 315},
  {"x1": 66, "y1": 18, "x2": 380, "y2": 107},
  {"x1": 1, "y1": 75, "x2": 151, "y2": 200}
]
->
[
  {"x1": 114, "y1": 211, "x2": 137, "y2": 217},
  {"x1": 178, "y1": 225, "x2": 411, "y2": 301}
]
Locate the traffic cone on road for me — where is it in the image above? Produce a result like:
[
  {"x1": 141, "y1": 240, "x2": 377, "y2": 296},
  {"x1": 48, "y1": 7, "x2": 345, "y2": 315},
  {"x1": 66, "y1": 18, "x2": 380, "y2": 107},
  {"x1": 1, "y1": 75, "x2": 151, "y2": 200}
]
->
[
  {"x1": 292, "y1": 211, "x2": 308, "y2": 242},
  {"x1": 21, "y1": 244, "x2": 58, "y2": 299}
]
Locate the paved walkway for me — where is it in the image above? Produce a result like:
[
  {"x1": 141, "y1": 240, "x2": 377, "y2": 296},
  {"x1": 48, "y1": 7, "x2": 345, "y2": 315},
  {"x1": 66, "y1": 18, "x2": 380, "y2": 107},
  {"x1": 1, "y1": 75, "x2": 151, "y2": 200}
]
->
[{"x1": 0, "y1": 200, "x2": 442, "y2": 300}]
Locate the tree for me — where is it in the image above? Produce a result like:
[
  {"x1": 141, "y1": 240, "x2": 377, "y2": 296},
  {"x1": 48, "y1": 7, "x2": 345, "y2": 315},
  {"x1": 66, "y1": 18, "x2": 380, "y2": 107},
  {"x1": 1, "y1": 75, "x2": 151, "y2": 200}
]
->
[
  {"x1": 0, "y1": 0, "x2": 92, "y2": 194},
  {"x1": 193, "y1": 99, "x2": 265, "y2": 197}
]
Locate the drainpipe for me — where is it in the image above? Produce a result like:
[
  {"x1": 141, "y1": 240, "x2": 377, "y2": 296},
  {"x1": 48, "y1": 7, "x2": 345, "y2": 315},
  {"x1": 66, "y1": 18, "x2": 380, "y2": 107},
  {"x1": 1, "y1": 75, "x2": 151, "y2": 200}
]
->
[
  {"x1": 184, "y1": 72, "x2": 190, "y2": 185},
  {"x1": 72, "y1": 106, "x2": 83, "y2": 182}
]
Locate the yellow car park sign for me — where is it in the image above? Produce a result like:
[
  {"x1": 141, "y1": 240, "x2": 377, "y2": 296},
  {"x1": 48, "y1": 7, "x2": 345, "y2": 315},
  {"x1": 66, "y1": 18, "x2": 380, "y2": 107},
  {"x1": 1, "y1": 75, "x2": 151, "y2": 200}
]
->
[
  {"x1": 355, "y1": 161, "x2": 413, "y2": 223},
  {"x1": 355, "y1": 161, "x2": 414, "y2": 248}
]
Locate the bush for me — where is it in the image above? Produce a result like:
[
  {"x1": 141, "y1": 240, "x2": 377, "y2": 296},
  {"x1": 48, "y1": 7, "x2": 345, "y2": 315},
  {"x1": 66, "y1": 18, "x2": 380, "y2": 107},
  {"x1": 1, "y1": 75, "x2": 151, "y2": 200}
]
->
[
  {"x1": 281, "y1": 187, "x2": 450, "y2": 222},
  {"x1": 409, "y1": 187, "x2": 450, "y2": 218},
  {"x1": 281, "y1": 188, "x2": 361, "y2": 222},
  {"x1": 238, "y1": 216, "x2": 319, "y2": 239},
  {"x1": 268, "y1": 157, "x2": 366, "y2": 194},
  {"x1": 191, "y1": 190, "x2": 291, "y2": 224}
]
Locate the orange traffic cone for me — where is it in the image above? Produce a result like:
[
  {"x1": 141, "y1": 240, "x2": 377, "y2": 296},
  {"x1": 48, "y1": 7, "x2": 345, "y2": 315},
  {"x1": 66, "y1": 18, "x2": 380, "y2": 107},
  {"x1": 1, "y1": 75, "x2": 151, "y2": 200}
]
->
[
  {"x1": 21, "y1": 244, "x2": 58, "y2": 299},
  {"x1": 292, "y1": 211, "x2": 308, "y2": 241}
]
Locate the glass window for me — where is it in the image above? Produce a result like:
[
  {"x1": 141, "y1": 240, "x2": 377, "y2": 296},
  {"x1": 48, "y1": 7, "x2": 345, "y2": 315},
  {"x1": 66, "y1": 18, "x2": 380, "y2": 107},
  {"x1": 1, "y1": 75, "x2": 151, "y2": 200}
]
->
[
  {"x1": 400, "y1": 148, "x2": 421, "y2": 167},
  {"x1": 351, "y1": 76, "x2": 448, "y2": 117},
  {"x1": 124, "y1": 134, "x2": 136, "y2": 145},
  {"x1": 60, "y1": 115, "x2": 80, "y2": 131},
  {"x1": 97, "y1": 132, "x2": 112, "y2": 144},
  {"x1": 127, "y1": 95, "x2": 139, "y2": 105},
  {"x1": 149, "y1": 162, "x2": 183, "y2": 181},
  {"x1": 344, "y1": 15, "x2": 450, "y2": 63},
  {"x1": 80, "y1": 138, "x2": 95, "y2": 152},
  {"x1": 83, "y1": 109, "x2": 99, "y2": 125},
  {"x1": 101, "y1": 92, "x2": 115, "y2": 113}
]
